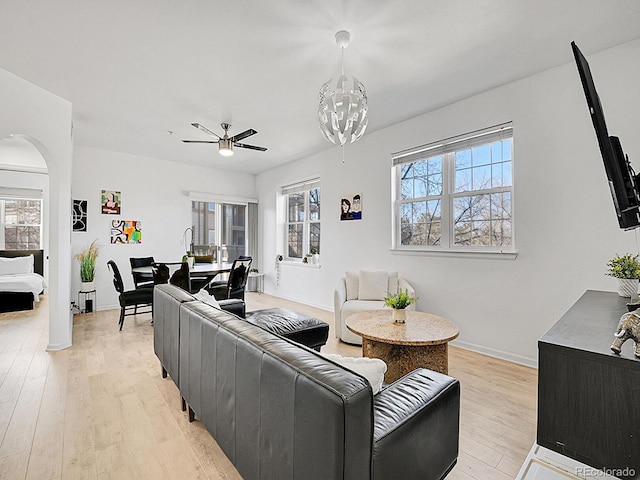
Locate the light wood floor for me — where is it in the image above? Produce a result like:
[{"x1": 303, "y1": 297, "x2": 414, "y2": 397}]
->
[{"x1": 0, "y1": 294, "x2": 537, "y2": 480}]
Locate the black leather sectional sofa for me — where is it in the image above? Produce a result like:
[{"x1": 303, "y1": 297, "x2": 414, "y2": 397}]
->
[{"x1": 153, "y1": 283, "x2": 460, "y2": 480}]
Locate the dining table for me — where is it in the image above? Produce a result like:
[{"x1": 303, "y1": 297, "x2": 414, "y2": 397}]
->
[{"x1": 131, "y1": 261, "x2": 233, "y2": 291}]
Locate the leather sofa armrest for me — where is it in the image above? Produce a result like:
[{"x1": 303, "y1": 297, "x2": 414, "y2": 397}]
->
[
  {"x1": 372, "y1": 368, "x2": 460, "y2": 480},
  {"x1": 218, "y1": 298, "x2": 246, "y2": 318},
  {"x1": 333, "y1": 277, "x2": 347, "y2": 338}
]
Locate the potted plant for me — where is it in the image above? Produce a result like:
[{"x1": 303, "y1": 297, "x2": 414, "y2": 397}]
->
[
  {"x1": 310, "y1": 247, "x2": 319, "y2": 264},
  {"x1": 75, "y1": 239, "x2": 99, "y2": 292},
  {"x1": 384, "y1": 288, "x2": 418, "y2": 323},
  {"x1": 606, "y1": 253, "x2": 640, "y2": 297},
  {"x1": 181, "y1": 251, "x2": 195, "y2": 268}
]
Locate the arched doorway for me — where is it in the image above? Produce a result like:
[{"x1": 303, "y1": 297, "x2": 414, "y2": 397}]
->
[{"x1": 0, "y1": 135, "x2": 49, "y2": 273}]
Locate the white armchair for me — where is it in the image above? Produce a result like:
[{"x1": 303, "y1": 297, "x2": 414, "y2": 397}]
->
[{"x1": 334, "y1": 270, "x2": 416, "y2": 345}]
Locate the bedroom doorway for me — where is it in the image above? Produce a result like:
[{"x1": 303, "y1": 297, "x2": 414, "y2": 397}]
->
[{"x1": 0, "y1": 135, "x2": 49, "y2": 304}]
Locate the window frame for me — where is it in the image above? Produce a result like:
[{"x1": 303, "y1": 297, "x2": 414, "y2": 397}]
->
[
  {"x1": 282, "y1": 179, "x2": 321, "y2": 262},
  {"x1": 0, "y1": 196, "x2": 43, "y2": 250},
  {"x1": 191, "y1": 200, "x2": 248, "y2": 262},
  {"x1": 392, "y1": 123, "x2": 516, "y2": 257}
]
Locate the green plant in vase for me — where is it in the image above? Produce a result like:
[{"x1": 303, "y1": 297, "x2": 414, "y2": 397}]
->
[
  {"x1": 607, "y1": 253, "x2": 640, "y2": 298},
  {"x1": 384, "y1": 288, "x2": 418, "y2": 323}
]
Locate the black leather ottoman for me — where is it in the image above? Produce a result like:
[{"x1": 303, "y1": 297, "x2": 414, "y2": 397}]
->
[{"x1": 245, "y1": 308, "x2": 329, "y2": 351}]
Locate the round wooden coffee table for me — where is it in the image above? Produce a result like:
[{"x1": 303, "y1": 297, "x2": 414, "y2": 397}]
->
[{"x1": 345, "y1": 310, "x2": 459, "y2": 383}]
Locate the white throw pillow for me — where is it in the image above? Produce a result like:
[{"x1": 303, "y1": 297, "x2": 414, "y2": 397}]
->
[
  {"x1": 321, "y1": 353, "x2": 387, "y2": 394},
  {"x1": 345, "y1": 271, "x2": 359, "y2": 300},
  {"x1": 0, "y1": 255, "x2": 34, "y2": 275},
  {"x1": 387, "y1": 271, "x2": 399, "y2": 294},
  {"x1": 193, "y1": 289, "x2": 221, "y2": 310},
  {"x1": 358, "y1": 270, "x2": 389, "y2": 300}
]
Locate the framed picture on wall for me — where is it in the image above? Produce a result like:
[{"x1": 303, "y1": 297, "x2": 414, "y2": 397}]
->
[
  {"x1": 72, "y1": 199, "x2": 87, "y2": 231},
  {"x1": 101, "y1": 190, "x2": 121, "y2": 214},
  {"x1": 111, "y1": 219, "x2": 142, "y2": 244},
  {"x1": 340, "y1": 193, "x2": 362, "y2": 221}
]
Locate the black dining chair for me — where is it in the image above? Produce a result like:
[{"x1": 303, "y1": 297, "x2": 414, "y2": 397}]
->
[
  {"x1": 107, "y1": 260, "x2": 153, "y2": 331},
  {"x1": 130, "y1": 256, "x2": 155, "y2": 289},
  {"x1": 152, "y1": 262, "x2": 191, "y2": 292},
  {"x1": 207, "y1": 256, "x2": 252, "y2": 301}
]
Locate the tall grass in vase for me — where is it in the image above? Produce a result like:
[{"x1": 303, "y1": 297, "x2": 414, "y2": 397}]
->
[{"x1": 75, "y1": 239, "x2": 99, "y2": 292}]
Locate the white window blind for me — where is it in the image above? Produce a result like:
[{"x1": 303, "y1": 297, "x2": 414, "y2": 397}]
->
[{"x1": 392, "y1": 122, "x2": 513, "y2": 166}]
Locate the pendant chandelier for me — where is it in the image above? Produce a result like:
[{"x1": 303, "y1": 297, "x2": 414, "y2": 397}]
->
[{"x1": 318, "y1": 30, "x2": 368, "y2": 147}]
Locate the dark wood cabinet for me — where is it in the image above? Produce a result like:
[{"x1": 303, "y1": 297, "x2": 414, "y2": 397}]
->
[{"x1": 538, "y1": 290, "x2": 640, "y2": 479}]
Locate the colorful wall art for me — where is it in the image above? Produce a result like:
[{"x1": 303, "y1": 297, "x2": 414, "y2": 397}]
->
[
  {"x1": 340, "y1": 193, "x2": 362, "y2": 221},
  {"x1": 101, "y1": 190, "x2": 121, "y2": 214},
  {"x1": 72, "y1": 199, "x2": 87, "y2": 231},
  {"x1": 111, "y1": 220, "x2": 142, "y2": 244}
]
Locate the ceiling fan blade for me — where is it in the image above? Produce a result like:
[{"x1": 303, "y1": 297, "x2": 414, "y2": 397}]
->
[
  {"x1": 191, "y1": 123, "x2": 221, "y2": 140},
  {"x1": 234, "y1": 142, "x2": 267, "y2": 152},
  {"x1": 230, "y1": 129, "x2": 257, "y2": 142},
  {"x1": 182, "y1": 140, "x2": 219, "y2": 144}
]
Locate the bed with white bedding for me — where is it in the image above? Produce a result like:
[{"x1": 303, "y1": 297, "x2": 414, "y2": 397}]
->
[{"x1": 0, "y1": 250, "x2": 45, "y2": 313}]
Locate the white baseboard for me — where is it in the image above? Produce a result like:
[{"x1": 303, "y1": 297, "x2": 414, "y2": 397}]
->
[
  {"x1": 258, "y1": 291, "x2": 332, "y2": 313},
  {"x1": 451, "y1": 339, "x2": 538, "y2": 369},
  {"x1": 46, "y1": 341, "x2": 72, "y2": 351}
]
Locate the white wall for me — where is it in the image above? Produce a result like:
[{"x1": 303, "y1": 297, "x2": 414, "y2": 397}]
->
[
  {"x1": 0, "y1": 67, "x2": 73, "y2": 351},
  {"x1": 257, "y1": 39, "x2": 640, "y2": 367},
  {"x1": 72, "y1": 146, "x2": 256, "y2": 310}
]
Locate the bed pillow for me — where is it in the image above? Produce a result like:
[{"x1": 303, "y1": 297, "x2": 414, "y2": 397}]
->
[
  {"x1": 193, "y1": 289, "x2": 221, "y2": 310},
  {"x1": 321, "y1": 353, "x2": 387, "y2": 394},
  {"x1": 0, "y1": 255, "x2": 34, "y2": 275},
  {"x1": 358, "y1": 270, "x2": 389, "y2": 300},
  {"x1": 345, "y1": 270, "x2": 359, "y2": 300}
]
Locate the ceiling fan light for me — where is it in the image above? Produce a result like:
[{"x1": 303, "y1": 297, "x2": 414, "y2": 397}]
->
[{"x1": 218, "y1": 138, "x2": 234, "y2": 156}]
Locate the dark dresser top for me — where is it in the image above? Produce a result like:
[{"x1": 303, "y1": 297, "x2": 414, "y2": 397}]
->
[{"x1": 539, "y1": 290, "x2": 640, "y2": 363}]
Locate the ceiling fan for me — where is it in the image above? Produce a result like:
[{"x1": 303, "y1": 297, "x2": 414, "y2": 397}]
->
[{"x1": 182, "y1": 123, "x2": 267, "y2": 157}]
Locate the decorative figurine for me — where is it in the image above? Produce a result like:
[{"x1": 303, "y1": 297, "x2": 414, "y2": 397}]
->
[{"x1": 611, "y1": 311, "x2": 640, "y2": 357}]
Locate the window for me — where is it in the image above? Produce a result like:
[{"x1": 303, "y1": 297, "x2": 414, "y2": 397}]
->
[
  {"x1": 392, "y1": 123, "x2": 513, "y2": 253},
  {"x1": 191, "y1": 201, "x2": 246, "y2": 262},
  {"x1": 282, "y1": 179, "x2": 320, "y2": 259},
  {"x1": 0, "y1": 197, "x2": 42, "y2": 250}
]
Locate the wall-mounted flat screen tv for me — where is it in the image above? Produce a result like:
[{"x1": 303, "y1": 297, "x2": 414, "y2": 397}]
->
[{"x1": 572, "y1": 41, "x2": 640, "y2": 230}]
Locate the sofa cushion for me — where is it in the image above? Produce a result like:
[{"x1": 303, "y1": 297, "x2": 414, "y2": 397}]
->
[
  {"x1": 245, "y1": 308, "x2": 329, "y2": 350},
  {"x1": 387, "y1": 271, "x2": 399, "y2": 294},
  {"x1": 345, "y1": 270, "x2": 359, "y2": 300},
  {"x1": 358, "y1": 270, "x2": 389, "y2": 300},
  {"x1": 321, "y1": 353, "x2": 387, "y2": 394},
  {"x1": 342, "y1": 299, "x2": 387, "y2": 320}
]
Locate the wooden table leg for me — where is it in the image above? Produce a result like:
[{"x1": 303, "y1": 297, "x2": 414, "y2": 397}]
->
[{"x1": 362, "y1": 339, "x2": 449, "y2": 383}]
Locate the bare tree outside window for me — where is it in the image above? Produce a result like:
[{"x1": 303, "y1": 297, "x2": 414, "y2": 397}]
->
[
  {"x1": 1, "y1": 199, "x2": 42, "y2": 250},
  {"x1": 394, "y1": 126, "x2": 513, "y2": 251},
  {"x1": 283, "y1": 182, "x2": 321, "y2": 260}
]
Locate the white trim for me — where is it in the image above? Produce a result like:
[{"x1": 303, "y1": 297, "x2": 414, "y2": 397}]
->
[
  {"x1": 187, "y1": 191, "x2": 257, "y2": 205},
  {"x1": 260, "y1": 292, "x2": 332, "y2": 313},
  {"x1": 390, "y1": 248, "x2": 518, "y2": 260},
  {"x1": 0, "y1": 187, "x2": 43, "y2": 198},
  {"x1": 0, "y1": 165, "x2": 48, "y2": 175},
  {"x1": 451, "y1": 339, "x2": 537, "y2": 368},
  {"x1": 281, "y1": 177, "x2": 320, "y2": 195},
  {"x1": 280, "y1": 260, "x2": 321, "y2": 269}
]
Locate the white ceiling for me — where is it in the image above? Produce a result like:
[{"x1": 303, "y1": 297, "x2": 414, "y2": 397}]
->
[{"x1": 1, "y1": 0, "x2": 639, "y2": 175}]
